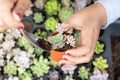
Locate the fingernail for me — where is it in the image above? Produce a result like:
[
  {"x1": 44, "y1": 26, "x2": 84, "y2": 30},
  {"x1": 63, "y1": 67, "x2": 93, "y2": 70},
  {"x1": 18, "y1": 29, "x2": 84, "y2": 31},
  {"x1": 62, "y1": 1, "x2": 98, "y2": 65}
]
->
[
  {"x1": 66, "y1": 53, "x2": 71, "y2": 56},
  {"x1": 61, "y1": 63, "x2": 65, "y2": 66},
  {"x1": 17, "y1": 25, "x2": 24, "y2": 29},
  {"x1": 62, "y1": 58, "x2": 67, "y2": 60},
  {"x1": 13, "y1": 12, "x2": 21, "y2": 21}
]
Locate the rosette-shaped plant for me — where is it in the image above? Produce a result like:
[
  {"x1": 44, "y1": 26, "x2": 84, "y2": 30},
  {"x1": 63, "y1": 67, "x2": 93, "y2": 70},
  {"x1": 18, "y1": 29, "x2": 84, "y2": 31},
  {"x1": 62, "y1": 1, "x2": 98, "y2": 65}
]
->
[
  {"x1": 33, "y1": 12, "x2": 44, "y2": 24},
  {"x1": 61, "y1": 0, "x2": 71, "y2": 8},
  {"x1": 4, "y1": 61, "x2": 17, "y2": 76},
  {"x1": 90, "y1": 69, "x2": 109, "y2": 80},
  {"x1": 59, "y1": 7, "x2": 74, "y2": 22},
  {"x1": 65, "y1": 76, "x2": 74, "y2": 80},
  {"x1": 93, "y1": 56, "x2": 108, "y2": 71},
  {"x1": 34, "y1": 47, "x2": 44, "y2": 57},
  {"x1": 45, "y1": 17, "x2": 58, "y2": 32},
  {"x1": 30, "y1": 56, "x2": 50, "y2": 77},
  {"x1": 34, "y1": 0, "x2": 47, "y2": 10},
  {"x1": 17, "y1": 36, "x2": 34, "y2": 54},
  {"x1": 48, "y1": 70, "x2": 59, "y2": 80},
  {"x1": 34, "y1": 28, "x2": 47, "y2": 38},
  {"x1": 78, "y1": 66, "x2": 91, "y2": 80},
  {"x1": 45, "y1": 0, "x2": 61, "y2": 15},
  {"x1": 95, "y1": 41, "x2": 104, "y2": 54}
]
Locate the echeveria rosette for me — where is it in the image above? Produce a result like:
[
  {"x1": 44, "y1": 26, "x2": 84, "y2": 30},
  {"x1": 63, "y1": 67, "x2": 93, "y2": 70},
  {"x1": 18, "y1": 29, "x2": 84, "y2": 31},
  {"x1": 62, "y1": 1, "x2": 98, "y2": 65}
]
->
[
  {"x1": 61, "y1": 0, "x2": 71, "y2": 8},
  {"x1": 4, "y1": 61, "x2": 17, "y2": 76},
  {"x1": 78, "y1": 66, "x2": 91, "y2": 80},
  {"x1": 45, "y1": 17, "x2": 58, "y2": 32},
  {"x1": 45, "y1": 0, "x2": 61, "y2": 15},
  {"x1": 90, "y1": 69, "x2": 109, "y2": 80},
  {"x1": 17, "y1": 36, "x2": 34, "y2": 53},
  {"x1": 93, "y1": 56, "x2": 109, "y2": 71},
  {"x1": 59, "y1": 7, "x2": 74, "y2": 22},
  {"x1": 49, "y1": 70, "x2": 59, "y2": 80},
  {"x1": 95, "y1": 41, "x2": 104, "y2": 54},
  {"x1": 30, "y1": 56, "x2": 50, "y2": 77},
  {"x1": 65, "y1": 76, "x2": 74, "y2": 80},
  {"x1": 33, "y1": 12, "x2": 44, "y2": 24},
  {"x1": 34, "y1": 47, "x2": 44, "y2": 57},
  {"x1": 18, "y1": 71, "x2": 33, "y2": 80}
]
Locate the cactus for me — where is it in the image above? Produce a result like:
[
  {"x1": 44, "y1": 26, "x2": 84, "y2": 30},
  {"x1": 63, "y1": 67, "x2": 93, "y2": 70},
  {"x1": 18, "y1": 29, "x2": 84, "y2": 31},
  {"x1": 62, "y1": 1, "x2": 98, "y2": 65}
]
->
[
  {"x1": 78, "y1": 66, "x2": 90, "y2": 80},
  {"x1": 4, "y1": 61, "x2": 17, "y2": 76},
  {"x1": 59, "y1": 7, "x2": 74, "y2": 22},
  {"x1": 33, "y1": 12, "x2": 44, "y2": 24},
  {"x1": 95, "y1": 41, "x2": 104, "y2": 54},
  {"x1": 30, "y1": 56, "x2": 50, "y2": 77},
  {"x1": 45, "y1": 0, "x2": 61, "y2": 15},
  {"x1": 45, "y1": 17, "x2": 58, "y2": 32},
  {"x1": 93, "y1": 56, "x2": 109, "y2": 71}
]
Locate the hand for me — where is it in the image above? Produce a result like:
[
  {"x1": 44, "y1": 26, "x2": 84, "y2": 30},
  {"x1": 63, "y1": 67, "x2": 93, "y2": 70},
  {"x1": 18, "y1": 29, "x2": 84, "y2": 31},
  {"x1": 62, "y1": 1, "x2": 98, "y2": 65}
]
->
[
  {"x1": 59, "y1": 3, "x2": 107, "y2": 65},
  {"x1": 0, "y1": 0, "x2": 30, "y2": 30}
]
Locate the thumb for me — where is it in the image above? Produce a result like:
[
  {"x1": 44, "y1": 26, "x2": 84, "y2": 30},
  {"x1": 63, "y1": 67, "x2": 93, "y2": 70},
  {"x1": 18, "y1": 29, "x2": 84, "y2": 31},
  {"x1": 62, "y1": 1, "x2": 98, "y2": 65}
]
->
[{"x1": 12, "y1": 0, "x2": 30, "y2": 19}]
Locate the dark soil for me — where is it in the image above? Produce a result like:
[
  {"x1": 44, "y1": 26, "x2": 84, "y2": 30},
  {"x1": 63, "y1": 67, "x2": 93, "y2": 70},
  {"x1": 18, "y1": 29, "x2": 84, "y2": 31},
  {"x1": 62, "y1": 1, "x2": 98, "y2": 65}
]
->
[
  {"x1": 111, "y1": 37, "x2": 120, "y2": 80},
  {"x1": 36, "y1": 38, "x2": 51, "y2": 51}
]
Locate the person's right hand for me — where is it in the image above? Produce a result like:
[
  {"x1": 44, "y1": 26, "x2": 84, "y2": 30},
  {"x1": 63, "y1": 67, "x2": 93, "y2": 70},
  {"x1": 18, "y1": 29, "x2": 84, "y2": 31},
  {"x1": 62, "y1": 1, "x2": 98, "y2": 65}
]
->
[{"x1": 0, "y1": 0, "x2": 30, "y2": 31}]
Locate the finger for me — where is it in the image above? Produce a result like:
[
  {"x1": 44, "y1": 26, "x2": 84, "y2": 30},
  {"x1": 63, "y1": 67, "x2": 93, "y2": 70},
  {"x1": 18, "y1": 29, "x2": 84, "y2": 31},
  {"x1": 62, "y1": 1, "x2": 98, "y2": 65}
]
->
[
  {"x1": 3, "y1": 13, "x2": 23, "y2": 29},
  {"x1": 65, "y1": 46, "x2": 91, "y2": 56},
  {"x1": 13, "y1": 0, "x2": 30, "y2": 18}
]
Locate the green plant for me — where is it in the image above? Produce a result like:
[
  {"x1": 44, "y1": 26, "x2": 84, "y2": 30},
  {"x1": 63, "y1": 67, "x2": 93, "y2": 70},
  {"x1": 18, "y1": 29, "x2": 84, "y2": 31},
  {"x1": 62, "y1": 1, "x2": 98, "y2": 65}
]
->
[
  {"x1": 48, "y1": 23, "x2": 76, "y2": 50},
  {"x1": 45, "y1": 17, "x2": 58, "y2": 32},
  {"x1": 95, "y1": 41, "x2": 104, "y2": 54},
  {"x1": 18, "y1": 71, "x2": 33, "y2": 80},
  {"x1": 30, "y1": 56, "x2": 50, "y2": 77},
  {"x1": 4, "y1": 61, "x2": 17, "y2": 76},
  {"x1": 93, "y1": 56, "x2": 109, "y2": 71},
  {"x1": 33, "y1": 12, "x2": 44, "y2": 24},
  {"x1": 45, "y1": 0, "x2": 61, "y2": 15},
  {"x1": 34, "y1": 28, "x2": 47, "y2": 38},
  {"x1": 78, "y1": 66, "x2": 90, "y2": 80},
  {"x1": 59, "y1": 7, "x2": 74, "y2": 22},
  {"x1": 34, "y1": 47, "x2": 44, "y2": 56},
  {"x1": 65, "y1": 76, "x2": 74, "y2": 80},
  {"x1": 61, "y1": 0, "x2": 71, "y2": 8},
  {"x1": 17, "y1": 36, "x2": 34, "y2": 53}
]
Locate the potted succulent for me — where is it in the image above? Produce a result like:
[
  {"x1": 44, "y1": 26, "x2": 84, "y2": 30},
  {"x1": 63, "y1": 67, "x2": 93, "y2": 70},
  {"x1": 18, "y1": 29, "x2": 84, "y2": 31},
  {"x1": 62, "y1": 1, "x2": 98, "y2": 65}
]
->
[
  {"x1": 58, "y1": 7, "x2": 74, "y2": 22},
  {"x1": 45, "y1": 17, "x2": 59, "y2": 32},
  {"x1": 45, "y1": 0, "x2": 61, "y2": 16},
  {"x1": 33, "y1": 12, "x2": 45, "y2": 24},
  {"x1": 94, "y1": 41, "x2": 105, "y2": 54},
  {"x1": 47, "y1": 23, "x2": 77, "y2": 62}
]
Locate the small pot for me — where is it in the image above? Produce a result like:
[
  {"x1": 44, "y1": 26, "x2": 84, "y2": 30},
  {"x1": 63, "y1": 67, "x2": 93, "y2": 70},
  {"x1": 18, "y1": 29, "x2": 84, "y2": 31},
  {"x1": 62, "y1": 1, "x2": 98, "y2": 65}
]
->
[{"x1": 50, "y1": 49, "x2": 65, "y2": 62}]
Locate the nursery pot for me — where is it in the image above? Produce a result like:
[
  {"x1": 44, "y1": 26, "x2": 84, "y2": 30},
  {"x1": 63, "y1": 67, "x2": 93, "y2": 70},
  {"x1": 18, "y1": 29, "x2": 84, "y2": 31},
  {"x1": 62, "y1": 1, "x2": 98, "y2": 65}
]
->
[{"x1": 50, "y1": 49, "x2": 65, "y2": 62}]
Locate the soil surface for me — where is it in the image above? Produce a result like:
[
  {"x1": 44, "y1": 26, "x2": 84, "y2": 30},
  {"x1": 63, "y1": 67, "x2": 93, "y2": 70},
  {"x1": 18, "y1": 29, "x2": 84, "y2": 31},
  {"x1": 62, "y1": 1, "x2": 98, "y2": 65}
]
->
[{"x1": 111, "y1": 37, "x2": 120, "y2": 80}]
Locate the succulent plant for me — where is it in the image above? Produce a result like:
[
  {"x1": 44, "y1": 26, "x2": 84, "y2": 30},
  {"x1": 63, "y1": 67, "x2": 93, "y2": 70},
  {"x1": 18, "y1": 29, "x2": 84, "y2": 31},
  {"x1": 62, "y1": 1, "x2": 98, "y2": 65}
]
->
[
  {"x1": 18, "y1": 71, "x2": 33, "y2": 80},
  {"x1": 30, "y1": 56, "x2": 50, "y2": 77},
  {"x1": 95, "y1": 41, "x2": 104, "y2": 54},
  {"x1": 90, "y1": 69, "x2": 109, "y2": 80},
  {"x1": 61, "y1": 64, "x2": 77, "y2": 75},
  {"x1": 45, "y1": 0, "x2": 61, "y2": 15},
  {"x1": 34, "y1": 0, "x2": 47, "y2": 10},
  {"x1": 48, "y1": 70, "x2": 59, "y2": 80},
  {"x1": 34, "y1": 28, "x2": 47, "y2": 38},
  {"x1": 17, "y1": 36, "x2": 34, "y2": 53},
  {"x1": 48, "y1": 23, "x2": 76, "y2": 50},
  {"x1": 4, "y1": 61, "x2": 17, "y2": 76},
  {"x1": 45, "y1": 17, "x2": 58, "y2": 32},
  {"x1": 65, "y1": 76, "x2": 74, "y2": 80},
  {"x1": 59, "y1": 7, "x2": 74, "y2": 22},
  {"x1": 78, "y1": 66, "x2": 91, "y2": 80},
  {"x1": 93, "y1": 56, "x2": 109, "y2": 71},
  {"x1": 33, "y1": 12, "x2": 44, "y2": 24},
  {"x1": 72, "y1": 0, "x2": 88, "y2": 11},
  {"x1": 34, "y1": 47, "x2": 44, "y2": 57},
  {"x1": 61, "y1": 0, "x2": 71, "y2": 8}
]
